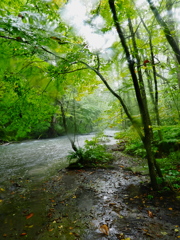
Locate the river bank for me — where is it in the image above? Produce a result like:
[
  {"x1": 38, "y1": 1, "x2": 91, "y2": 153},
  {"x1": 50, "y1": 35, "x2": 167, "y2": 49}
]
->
[{"x1": 0, "y1": 145, "x2": 180, "y2": 239}]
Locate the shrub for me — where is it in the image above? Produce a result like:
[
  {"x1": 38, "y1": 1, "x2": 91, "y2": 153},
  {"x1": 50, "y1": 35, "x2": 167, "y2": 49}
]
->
[
  {"x1": 67, "y1": 137, "x2": 113, "y2": 168},
  {"x1": 115, "y1": 125, "x2": 180, "y2": 158},
  {"x1": 153, "y1": 125, "x2": 180, "y2": 154}
]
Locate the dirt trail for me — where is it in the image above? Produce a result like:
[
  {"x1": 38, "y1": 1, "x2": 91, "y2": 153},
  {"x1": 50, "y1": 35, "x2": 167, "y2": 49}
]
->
[
  {"x1": 40, "y1": 149, "x2": 180, "y2": 239},
  {"x1": 0, "y1": 147, "x2": 180, "y2": 239}
]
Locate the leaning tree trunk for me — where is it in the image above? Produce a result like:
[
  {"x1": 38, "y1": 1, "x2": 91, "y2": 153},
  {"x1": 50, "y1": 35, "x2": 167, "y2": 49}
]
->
[
  {"x1": 146, "y1": 0, "x2": 180, "y2": 65},
  {"x1": 166, "y1": 0, "x2": 180, "y2": 89}
]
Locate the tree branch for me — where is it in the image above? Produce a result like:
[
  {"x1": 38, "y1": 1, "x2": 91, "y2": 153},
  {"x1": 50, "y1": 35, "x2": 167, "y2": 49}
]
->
[
  {"x1": 79, "y1": 60, "x2": 144, "y2": 140},
  {"x1": 146, "y1": 0, "x2": 180, "y2": 64},
  {"x1": 0, "y1": 35, "x2": 68, "y2": 61},
  {"x1": 96, "y1": 54, "x2": 100, "y2": 71}
]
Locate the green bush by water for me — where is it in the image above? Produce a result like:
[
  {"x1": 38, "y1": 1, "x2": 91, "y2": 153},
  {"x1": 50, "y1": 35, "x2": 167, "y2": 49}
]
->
[{"x1": 67, "y1": 135, "x2": 113, "y2": 168}]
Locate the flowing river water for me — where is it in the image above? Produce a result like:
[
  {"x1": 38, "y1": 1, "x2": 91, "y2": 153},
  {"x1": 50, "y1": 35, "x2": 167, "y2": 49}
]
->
[{"x1": 0, "y1": 130, "x2": 117, "y2": 185}]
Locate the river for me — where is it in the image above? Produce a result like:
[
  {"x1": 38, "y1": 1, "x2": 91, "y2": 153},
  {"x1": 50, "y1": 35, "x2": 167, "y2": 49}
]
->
[{"x1": 0, "y1": 130, "x2": 118, "y2": 185}]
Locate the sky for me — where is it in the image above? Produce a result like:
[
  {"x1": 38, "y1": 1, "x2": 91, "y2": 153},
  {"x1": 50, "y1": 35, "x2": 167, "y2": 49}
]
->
[{"x1": 60, "y1": 0, "x2": 118, "y2": 57}]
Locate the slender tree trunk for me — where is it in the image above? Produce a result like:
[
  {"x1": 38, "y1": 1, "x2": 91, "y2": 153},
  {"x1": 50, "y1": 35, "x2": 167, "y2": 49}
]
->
[
  {"x1": 143, "y1": 136, "x2": 158, "y2": 188},
  {"x1": 139, "y1": 15, "x2": 163, "y2": 141},
  {"x1": 47, "y1": 116, "x2": 57, "y2": 138},
  {"x1": 58, "y1": 100, "x2": 78, "y2": 152},
  {"x1": 149, "y1": 38, "x2": 161, "y2": 128},
  {"x1": 145, "y1": 69, "x2": 155, "y2": 105},
  {"x1": 166, "y1": 0, "x2": 180, "y2": 89},
  {"x1": 148, "y1": 38, "x2": 163, "y2": 141},
  {"x1": 129, "y1": 18, "x2": 164, "y2": 179},
  {"x1": 108, "y1": 0, "x2": 159, "y2": 189},
  {"x1": 146, "y1": 0, "x2": 180, "y2": 65}
]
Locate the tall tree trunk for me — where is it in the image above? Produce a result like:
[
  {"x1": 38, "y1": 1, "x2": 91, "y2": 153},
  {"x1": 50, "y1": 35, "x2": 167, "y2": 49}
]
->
[
  {"x1": 128, "y1": 18, "x2": 163, "y2": 178},
  {"x1": 108, "y1": 0, "x2": 159, "y2": 190},
  {"x1": 146, "y1": 0, "x2": 180, "y2": 65},
  {"x1": 166, "y1": 0, "x2": 180, "y2": 89},
  {"x1": 139, "y1": 16, "x2": 163, "y2": 141},
  {"x1": 133, "y1": 5, "x2": 163, "y2": 145}
]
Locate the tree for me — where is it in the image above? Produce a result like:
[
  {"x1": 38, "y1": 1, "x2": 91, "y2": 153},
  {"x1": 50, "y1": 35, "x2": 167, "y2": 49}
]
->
[{"x1": 146, "y1": 0, "x2": 180, "y2": 65}]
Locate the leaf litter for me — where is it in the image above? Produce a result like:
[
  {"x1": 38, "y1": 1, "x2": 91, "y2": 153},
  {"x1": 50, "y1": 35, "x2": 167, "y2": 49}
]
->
[{"x1": 0, "y1": 146, "x2": 180, "y2": 239}]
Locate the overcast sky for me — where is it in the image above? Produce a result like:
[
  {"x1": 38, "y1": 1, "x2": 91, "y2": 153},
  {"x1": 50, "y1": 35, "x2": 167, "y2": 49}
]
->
[{"x1": 60, "y1": 0, "x2": 118, "y2": 57}]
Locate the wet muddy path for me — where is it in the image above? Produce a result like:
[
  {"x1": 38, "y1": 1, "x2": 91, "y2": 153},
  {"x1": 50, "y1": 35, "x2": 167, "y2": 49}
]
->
[
  {"x1": 41, "y1": 151, "x2": 180, "y2": 240},
  {"x1": 1, "y1": 147, "x2": 179, "y2": 239}
]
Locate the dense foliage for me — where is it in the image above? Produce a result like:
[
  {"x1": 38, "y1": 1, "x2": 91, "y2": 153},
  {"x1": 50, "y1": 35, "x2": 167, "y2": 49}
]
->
[
  {"x1": 67, "y1": 136, "x2": 113, "y2": 168},
  {"x1": 115, "y1": 127, "x2": 180, "y2": 190}
]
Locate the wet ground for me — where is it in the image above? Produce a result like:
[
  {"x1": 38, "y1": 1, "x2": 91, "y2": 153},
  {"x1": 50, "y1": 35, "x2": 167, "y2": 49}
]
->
[{"x1": 0, "y1": 146, "x2": 180, "y2": 239}]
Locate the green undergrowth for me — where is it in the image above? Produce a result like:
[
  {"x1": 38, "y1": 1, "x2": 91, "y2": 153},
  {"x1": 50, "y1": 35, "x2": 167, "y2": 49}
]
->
[
  {"x1": 115, "y1": 126, "x2": 180, "y2": 192},
  {"x1": 115, "y1": 125, "x2": 180, "y2": 157},
  {"x1": 156, "y1": 152, "x2": 180, "y2": 191},
  {"x1": 67, "y1": 135, "x2": 113, "y2": 169}
]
